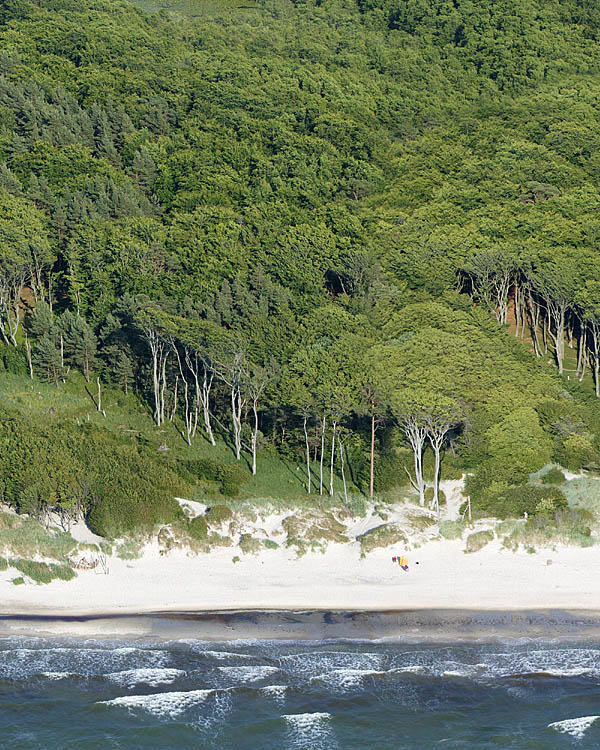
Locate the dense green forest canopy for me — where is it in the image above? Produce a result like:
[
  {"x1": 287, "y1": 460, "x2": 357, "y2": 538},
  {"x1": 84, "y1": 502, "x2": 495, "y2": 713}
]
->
[{"x1": 2, "y1": 0, "x2": 600, "y2": 533}]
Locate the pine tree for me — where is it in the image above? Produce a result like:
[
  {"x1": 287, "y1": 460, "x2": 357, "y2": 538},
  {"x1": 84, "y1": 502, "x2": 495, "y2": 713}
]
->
[{"x1": 62, "y1": 312, "x2": 97, "y2": 381}]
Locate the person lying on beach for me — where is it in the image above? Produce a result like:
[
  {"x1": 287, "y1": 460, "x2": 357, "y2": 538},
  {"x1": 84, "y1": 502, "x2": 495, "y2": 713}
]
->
[{"x1": 392, "y1": 556, "x2": 409, "y2": 572}]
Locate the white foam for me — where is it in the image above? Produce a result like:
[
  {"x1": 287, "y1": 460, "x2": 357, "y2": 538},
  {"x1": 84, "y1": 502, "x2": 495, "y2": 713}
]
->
[
  {"x1": 217, "y1": 665, "x2": 280, "y2": 683},
  {"x1": 105, "y1": 668, "x2": 186, "y2": 688},
  {"x1": 100, "y1": 689, "x2": 216, "y2": 719},
  {"x1": 313, "y1": 668, "x2": 385, "y2": 689},
  {"x1": 261, "y1": 684, "x2": 287, "y2": 704},
  {"x1": 548, "y1": 716, "x2": 600, "y2": 739},
  {"x1": 283, "y1": 713, "x2": 337, "y2": 749},
  {"x1": 40, "y1": 671, "x2": 73, "y2": 680}
]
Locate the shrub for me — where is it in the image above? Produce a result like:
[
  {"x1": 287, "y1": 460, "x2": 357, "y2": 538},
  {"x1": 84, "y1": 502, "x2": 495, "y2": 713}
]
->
[
  {"x1": 11, "y1": 559, "x2": 75, "y2": 583},
  {"x1": 0, "y1": 345, "x2": 27, "y2": 376},
  {"x1": 185, "y1": 458, "x2": 248, "y2": 496},
  {"x1": 206, "y1": 504, "x2": 233, "y2": 526},
  {"x1": 558, "y1": 433, "x2": 597, "y2": 470},
  {"x1": 424, "y1": 487, "x2": 446, "y2": 506},
  {"x1": 438, "y1": 520, "x2": 464, "y2": 540},
  {"x1": 357, "y1": 523, "x2": 407, "y2": 554},
  {"x1": 263, "y1": 539, "x2": 279, "y2": 550},
  {"x1": 477, "y1": 484, "x2": 567, "y2": 519},
  {"x1": 465, "y1": 530, "x2": 494, "y2": 553},
  {"x1": 115, "y1": 539, "x2": 143, "y2": 559},
  {"x1": 188, "y1": 515, "x2": 208, "y2": 541},
  {"x1": 541, "y1": 467, "x2": 566, "y2": 485},
  {"x1": 374, "y1": 452, "x2": 404, "y2": 492},
  {"x1": 12, "y1": 576, "x2": 24, "y2": 586},
  {"x1": 239, "y1": 534, "x2": 262, "y2": 555}
]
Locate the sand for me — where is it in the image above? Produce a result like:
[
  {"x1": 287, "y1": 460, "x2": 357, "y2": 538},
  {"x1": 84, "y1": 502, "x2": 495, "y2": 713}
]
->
[
  {"x1": 2, "y1": 534, "x2": 599, "y2": 618},
  {"x1": 2, "y1": 474, "x2": 600, "y2": 635}
]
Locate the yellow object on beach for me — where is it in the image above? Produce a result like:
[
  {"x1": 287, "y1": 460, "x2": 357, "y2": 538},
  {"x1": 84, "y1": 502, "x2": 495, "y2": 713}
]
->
[{"x1": 399, "y1": 556, "x2": 408, "y2": 567}]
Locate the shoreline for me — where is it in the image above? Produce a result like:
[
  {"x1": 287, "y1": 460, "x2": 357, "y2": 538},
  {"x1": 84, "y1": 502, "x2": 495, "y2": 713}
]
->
[{"x1": 3, "y1": 607, "x2": 600, "y2": 642}]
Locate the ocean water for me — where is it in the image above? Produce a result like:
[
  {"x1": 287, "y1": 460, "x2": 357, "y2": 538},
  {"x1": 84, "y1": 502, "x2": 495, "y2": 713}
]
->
[{"x1": 1, "y1": 635, "x2": 600, "y2": 748}]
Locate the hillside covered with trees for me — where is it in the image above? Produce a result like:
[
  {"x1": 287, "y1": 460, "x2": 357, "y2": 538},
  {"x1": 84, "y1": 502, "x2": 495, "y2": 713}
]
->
[{"x1": 2, "y1": 0, "x2": 600, "y2": 536}]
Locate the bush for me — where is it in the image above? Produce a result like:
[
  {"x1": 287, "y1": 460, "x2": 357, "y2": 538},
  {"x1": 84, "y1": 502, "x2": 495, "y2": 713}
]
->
[
  {"x1": 558, "y1": 433, "x2": 597, "y2": 470},
  {"x1": 188, "y1": 515, "x2": 208, "y2": 541},
  {"x1": 541, "y1": 467, "x2": 566, "y2": 485},
  {"x1": 239, "y1": 533, "x2": 262, "y2": 555},
  {"x1": 206, "y1": 504, "x2": 233, "y2": 526},
  {"x1": 11, "y1": 558, "x2": 75, "y2": 584},
  {"x1": 438, "y1": 520, "x2": 464, "y2": 540},
  {"x1": 186, "y1": 458, "x2": 248, "y2": 496},
  {"x1": 263, "y1": 539, "x2": 279, "y2": 550},
  {"x1": 424, "y1": 487, "x2": 446, "y2": 506},
  {"x1": 465, "y1": 530, "x2": 494, "y2": 553},
  {"x1": 373, "y1": 451, "x2": 404, "y2": 492},
  {"x1": 0, "y1": 345, "x2": 27, "y2": 376},
  {"x1": 476, "y1": 484, "x2": 567, "y2": 519},
  {"x1": 357, "y1": 523, "x2": 407, "y2": 554}
]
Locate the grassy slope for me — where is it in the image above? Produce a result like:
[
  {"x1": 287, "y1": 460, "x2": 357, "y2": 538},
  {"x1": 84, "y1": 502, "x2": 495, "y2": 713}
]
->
[{"x1": 0, "y1": 370, "x2": 361, "y2": 504}]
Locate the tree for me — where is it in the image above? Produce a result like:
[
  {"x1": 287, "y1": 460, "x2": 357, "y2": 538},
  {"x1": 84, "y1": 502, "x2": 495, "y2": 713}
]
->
[
  {"x1": 0, "y1": 191, "x2": 53, "y2": 345},
  {"x1": 32, "y1": 333, "x2": 64, "y2": 386},
  {"x1": 62, "y1": 311, "x2": 97, "y2": 381},
  {"x1": 423, "y1": 395, "x2": 462, "y2": 516}
]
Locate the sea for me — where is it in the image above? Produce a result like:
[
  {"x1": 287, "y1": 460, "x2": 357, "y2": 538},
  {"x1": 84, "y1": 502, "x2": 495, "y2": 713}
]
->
[{"x1": 1, "y1": 635, "x2": 600, "y2": 748}]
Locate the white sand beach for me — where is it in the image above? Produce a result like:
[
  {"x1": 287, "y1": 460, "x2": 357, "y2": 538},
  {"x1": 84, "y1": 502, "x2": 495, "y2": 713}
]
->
[
  {"x1": 2, "y1": 475, "x2": 599, "y2": 621},
  {"x1": 2, "y1": 532, "x2": 599, "y2": 618}
]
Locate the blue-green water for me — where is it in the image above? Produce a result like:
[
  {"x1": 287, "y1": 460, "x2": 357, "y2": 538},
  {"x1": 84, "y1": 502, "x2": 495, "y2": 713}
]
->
[{"x1": 1, "y1": 636, "x2": 600, "y2": 748}]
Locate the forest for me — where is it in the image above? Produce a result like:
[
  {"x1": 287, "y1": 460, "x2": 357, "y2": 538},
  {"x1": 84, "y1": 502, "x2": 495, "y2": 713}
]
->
[{"x1": 1, "y1": 0, "x2": 600, "y2": 536}]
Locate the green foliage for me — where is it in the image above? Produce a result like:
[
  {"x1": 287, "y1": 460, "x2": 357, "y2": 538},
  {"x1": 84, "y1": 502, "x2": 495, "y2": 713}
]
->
[
  {"x1": 502, "y1": 507, "x2": 596, "y2": 549},
  {"x1": 187, "y1": 515, "x2": 208, "y2": 541},
  {"x1": 0, "y1": 511, "x2": 77, "y2": 559},
  {"x1": 438, "y1": 520, "x2": 464, "y2": 540},
  {"x1": 541, "y1": 467, "x2": 566, "y2": 485},
  {"x1": 465, "y1": 530, "x2": 494, "y2": 554},
  {"x1": 239, "y1": 533, "x2": 262, "y2": 555},
  {"x1": 486, "y1": 408, "x2": 553, "y2": 485},
  {"x1": 12, "y1": 577, "x2": 25, "y2": 586},
  {"x1": 476, "y1": 484, "x2": 567, "y2": 520},
  {"x1": 1, "y1": 0, "x2": 600, "y2": 526},
  {"x1": 11, "y1": 558, "x2": 75, "y2": 584},
  {"x1": 206, "y1": 504, "x2": 233, "y2": 526},
  {"x1": 186, "y1": 459, "x2": 248, "y2": 497},
  {"x1": 115, "y1": 539, "x2": 143, "y2": 559},
  {"x1": 357, "y1": 522, "x2": 408, "y2": 555}
]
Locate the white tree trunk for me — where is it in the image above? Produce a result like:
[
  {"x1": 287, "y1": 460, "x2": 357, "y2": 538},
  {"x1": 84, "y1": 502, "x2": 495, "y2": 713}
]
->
[
  {"x1": 319, "y1": 415, "x2": 326, "y2": 495},
  {"x1": 251, "y1": 398, "x2": 259, "y2": 475},
  {"x1": 338, "y1": 432, "x2": 348, "y2": 504},
  {"x1": 329, "y1": 420, "x2": 337, "y2": 496},
  {"x1": 304, "y1": 414, "x2": 311, "y2": 494}
]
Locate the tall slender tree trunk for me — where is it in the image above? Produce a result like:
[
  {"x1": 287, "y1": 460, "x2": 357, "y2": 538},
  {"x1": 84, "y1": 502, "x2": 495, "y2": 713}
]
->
[
  {"x1": 370, "y1": 412, "x2": 375, "y2": 499},
  {"x1": 251, "y1": 398, "x2": 259, "y2": 475},
  {"x1": 319, "y1": 414, "x2": 326, "y2": 495},
  {"x1": 329, "y1": 420, "x2": 337, "y2": 497},
  {"x1": 303, "y1": 414, "x2": 311, "y2": 494},
  {"x1": 338, "y1": 433, "x2": 348, "y2": 504}
]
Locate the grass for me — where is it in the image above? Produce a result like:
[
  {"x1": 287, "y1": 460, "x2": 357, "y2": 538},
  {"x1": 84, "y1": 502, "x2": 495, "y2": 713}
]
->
[
  {"x1": 563, "y1": 476, "x2": 600, "y2": 514},
  {"x1": 0, "y1": 511, "x2": 78, "y2": 560},
  {"x1": 0, "y1": 371, "x2": 364, "y2": 509},
  {"x1": 464, "y1": 530, "x2": 494, "y2": 553},
  {"x1": 438, "y1": 520, "x2": 465, "y2": 540},
  {"x1": 282, "y1": 510, "x2": 348, "y2": 555},
  {"x1": 357, "y1": 523, "x2": 408, "y2": 555},
  {"x1": 10, "y1": 558, "x2": 75, "y2": 584},
  {"x1": 115, "y1": 539, "x2": 143, "y2": 560},
  {"x1": 500, "y1": 508, "x2": 596, "y2": 551}
]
